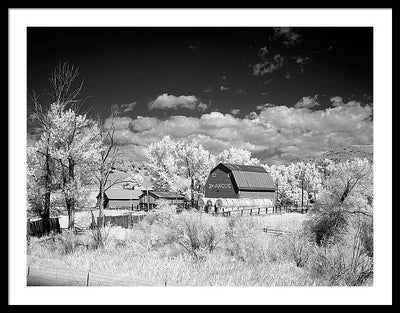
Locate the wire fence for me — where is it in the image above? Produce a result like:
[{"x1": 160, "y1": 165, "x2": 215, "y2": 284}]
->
[{"x1": 27, "y1": 264, "x2": 160, "y2": 286}]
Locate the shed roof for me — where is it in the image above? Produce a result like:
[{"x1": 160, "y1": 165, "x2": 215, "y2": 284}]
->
[
  {"x1": 140, "y1": 191, "x2": 186, "y2": 199},
  {"x1": 217, "y1": 163, "x2": 276, "y2": 191},
  {"x1": 104, "y1": 189, "x2": 143, "y2": 200}
]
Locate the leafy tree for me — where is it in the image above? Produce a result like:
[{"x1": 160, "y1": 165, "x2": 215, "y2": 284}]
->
[
  {"x1": 216, "y1": 147, "x2": 260, "y2": 165},
  {"x1": 145, "y1": 136, "x2": 215, "y2": 205},
  {"x1": 48, "y1": 102, "x2": 101, "y2": 230},
  {"x1": 177, "y1": 139, "x2": 216, "y2": 205}
]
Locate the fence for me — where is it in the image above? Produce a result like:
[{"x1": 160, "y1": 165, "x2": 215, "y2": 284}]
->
[
  {"x1": 212, "y1": 205, "x2": 311, "y2": 217},
  {"x1": 27, "y1": 218, "x2": 61, "y2": 237},
  {"x1": 261, "y1": 227, "x2": 290, "y2": 236},
  {"x1": 27, "y1": 264, "x2": 159, "y2": 286},
  {"x1": 97, "y1": 213, "x2": 146, "y2": 229}
]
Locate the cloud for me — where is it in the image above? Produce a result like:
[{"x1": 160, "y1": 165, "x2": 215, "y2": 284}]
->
[
  {"x1": 273, "y1": 27, "x2": 302, "y2": 46},
  {"x1": 253, "y1": 54, "x2": 285, "y2": 76},
  {"x1": 256, "y1": 103, "x2": 275, "y2": 111},
  {"x1": 330, "y1": 96, "x2": 344, "y2": 107},
  {"x1": 230, "y1": 109, "x2": 241, "y2": 115},
  {"x1": 111, "y1": 101, "x2": 137, "y2": 113},
  {"x1": 148, "y1": 93, "x2": 208, "y2": 111},
  {"x1": 104, "y1": 98, "x2": 372, "y2": 164},
  {"x1": 203, "y1": 86, "x2": 213, "y2": 93},
  {"x1": 220, "y1": 85, "x2": 229, "y2": 91},
  {"x1": 188, "y1": 45, "x2": 196, "y2": 49},
  {"x1": 294, "y1": 56, "x2": 311, "y2": 65},
  {"x1": 329, "y1": 96, "x2": 363, "y2": 108},
  {"x1": 222, "y1": 76, "x2": 227, "y2": 80},
  {"x1": 295, "y1": 95, "x2": 320, "y2": 109}
]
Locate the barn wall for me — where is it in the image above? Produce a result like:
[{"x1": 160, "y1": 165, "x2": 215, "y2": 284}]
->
[
  {"x1": 204, "y1": 167, "x2": 238, "y2": 198},
  {"x1": 139, "y1": 194, "x2": 156, "y2": 204},
  {"x1": 238, "y1": 190, "x2": 275, "y2": 202},
  {"x1": 108, "y1": 199, "x2": 139, "y2": 209}
]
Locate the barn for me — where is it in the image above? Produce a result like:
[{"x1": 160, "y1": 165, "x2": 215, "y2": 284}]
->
[
  {"x1": 204, "y1": 163, "x2": 276, "y2": 201},
  {"x1": 138, "y1": 191, "x2": 187, "y2": 210},
  {"x1": 97, "y1": 189, "x2": 144, "y2": 210}
]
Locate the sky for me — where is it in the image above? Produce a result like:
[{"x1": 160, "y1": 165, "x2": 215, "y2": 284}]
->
[{"x1": 27, "y1": 27, "x2": 373, "y2": 164}]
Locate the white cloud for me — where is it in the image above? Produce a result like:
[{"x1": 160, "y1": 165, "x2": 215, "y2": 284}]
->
[
  {"x1": 295, "y1": 95, "x2": 320, "y2": 109},
  {"x1": 253, "y1": 54, "x2": 285, "y2": 76},
  {"x1": 148, "y1": 93, "x2": 208, "y2": 111},
  {"x1": 220, "y1": 85, "x2": 229, "y2": 91},
  {"x1": 256, "y1": 103, "x2": 275, "y2": 111},
  {"x1": 105, "y1": 99, "x2": 373, "y2": 164},
  {"x1": 111, "y1": 101, "x2": 137, "y2": 113},
  {"x1": 230, "y1": 109, "x2": 240, "y2": 115}
]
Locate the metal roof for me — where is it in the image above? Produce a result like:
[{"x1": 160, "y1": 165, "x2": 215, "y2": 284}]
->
[
  {"x1": 141, "y1": 191, "x2": 186, "y2": 199},
  {"x1": 104, "y1": 189, "x2": 143, "y2": 200},
  {"x1": 217, "y1": 163, "x2": 275, "y2": 190},
  {"x1": 231, "y1": 170, "x2": 275, "y2": 190},
  {"x1": 221, "y1": 163, "x2": 267, "y2": 173}
]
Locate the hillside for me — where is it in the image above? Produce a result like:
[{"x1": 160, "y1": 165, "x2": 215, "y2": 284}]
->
[{"x1": 302, "y1": 145, "x2": 373, "y2": 163}]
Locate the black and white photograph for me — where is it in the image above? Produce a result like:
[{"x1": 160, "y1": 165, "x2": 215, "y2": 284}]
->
[{"x1": 9, "y1": 8, "x2": 392, "y2": 305}]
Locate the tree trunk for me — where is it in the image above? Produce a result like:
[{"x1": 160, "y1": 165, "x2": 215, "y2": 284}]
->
[
  {"x1": 190, "y1": 178, "x2": 195, "y2": 208},
  {"x1": 301, "y1": 180, "x2": 304, "y2": 214},
  {"x1": 97, "y1": 180, "x2": 105, "y2": 228},
  {"x1": 67, "y1": 157, "x2": 76, "y2": 231},
  {"x1": 42, "y1": 148, "x2": 52, "y2": 235},
  {"x1": 67, "y1": 204, "x2": 75, "y2": 231}
]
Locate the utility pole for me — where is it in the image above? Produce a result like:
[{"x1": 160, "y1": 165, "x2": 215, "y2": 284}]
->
[
  {"x1": 146, "y1": 186, "x2": 149, "y2": 212},
  {"x1": 301, "y1": 179, "x2": 304, "y2": 214}
]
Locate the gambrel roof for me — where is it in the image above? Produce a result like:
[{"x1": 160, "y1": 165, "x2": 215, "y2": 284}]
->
[{"x1": 214, "y1": 163, "x2": 275, "y2": 191}]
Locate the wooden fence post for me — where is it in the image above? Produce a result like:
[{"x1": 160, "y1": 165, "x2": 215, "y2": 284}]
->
[{"x1": 86, "y1": 272, "x2": 90, "y2": 286}]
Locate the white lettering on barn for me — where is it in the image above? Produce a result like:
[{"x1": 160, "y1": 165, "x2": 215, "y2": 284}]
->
[{"x1": 208, "y1": 183, "x2": 232, "y2": 189}]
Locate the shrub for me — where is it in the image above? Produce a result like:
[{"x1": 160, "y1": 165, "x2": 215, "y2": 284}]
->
[
  {"x1": 169, "y1": 211, "x2": 226, "y2": 260},
  {"x1": 56, "y1": 230, "x2": 87, "y2": 254},
  {"x1": 307, "y1": 222, "x2": 373, "y2": 286},
  {"x1": 224, "y1": 216, "x2": 269, "y2": 263},
  {"x1": 303, "y1": 208, "x2": 347, "y2": 246},
  {"x1": 283, "y1": 231, "x2": 315, "y2": 267},
  {"x1": 90, "y1": 224, "x2": 112, "y2": 249}
]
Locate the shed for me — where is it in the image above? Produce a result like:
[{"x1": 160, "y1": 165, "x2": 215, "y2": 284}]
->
[
  {"x1": 204, "y1": 163, "x2": 276, "y2": 202},
  {"x1": 97, "y1": 189, "x2": 144, "y2": 210},
  {"x1": 139, "y1": 190, "x2": 187, "y2": 210}
]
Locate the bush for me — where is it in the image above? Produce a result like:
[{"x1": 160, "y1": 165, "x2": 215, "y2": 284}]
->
[
  {"x1": 224, "y1": 216, "x2": 269, "y2": 263},
  {"x1": 171, "y1": 211, "x2": 226, "y2": 260},
  {"x1": 283, "y1": 231, "x2": 315, "y2": 267},
  {"x1": 90, "y1": 224, "x2": 112, "y2": 249},
  {"x1": 303, "y1": 209, "x2": 347, "y2": 246}
]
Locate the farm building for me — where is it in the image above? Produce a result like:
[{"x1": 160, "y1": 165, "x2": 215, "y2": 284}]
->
[
  {"x1": 138, "y1": 191, "x2": 187, "y2": 210},
  {"x1": 97, "y1": 189, "x2": 144, "y2": 210},
  {"x1": 204, "y1": 163, "x2": 276, "y2": 201}
]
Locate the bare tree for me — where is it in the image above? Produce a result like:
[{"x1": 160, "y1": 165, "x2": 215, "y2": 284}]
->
[
  {"x1": 28, "y1": 62, "x2": 94, "y2": 232},
  {"x1": 93, "y1": 108, "x2": 120, "y2": 227}
]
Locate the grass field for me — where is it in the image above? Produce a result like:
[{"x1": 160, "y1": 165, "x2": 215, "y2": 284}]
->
[{"x1": 28, "y1": 208, "x2": 372, "y2": 286}]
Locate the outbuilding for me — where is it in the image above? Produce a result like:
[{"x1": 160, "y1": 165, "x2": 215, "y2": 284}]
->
[
  {"x1": 204, "y1": 163, "x2": 276, "y2": 201},
  {"x1": 97, "y1": 189, "x2": 144, "y2": 210},
  {"x1": 138, "y1": 191, "x2": 187, "y2": 210}
]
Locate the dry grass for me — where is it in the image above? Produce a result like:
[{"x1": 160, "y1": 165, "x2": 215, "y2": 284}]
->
[{"x1": 27, "y1": 207, "x2": 371, "y2": 286}]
